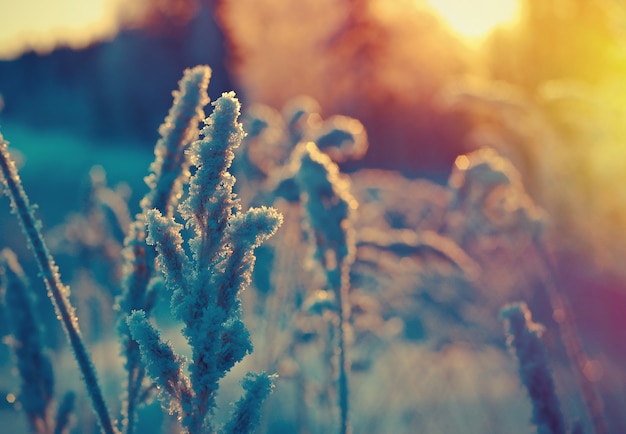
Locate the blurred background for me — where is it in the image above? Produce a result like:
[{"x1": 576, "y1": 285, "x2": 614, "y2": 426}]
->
[{"x1": 2, "y1": 0, "x2": 626, "y2": 433}]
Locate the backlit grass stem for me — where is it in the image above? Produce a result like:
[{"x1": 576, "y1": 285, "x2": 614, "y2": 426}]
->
[{"x1": 0, "y1": 136, "x2": 119, "y2": 434}]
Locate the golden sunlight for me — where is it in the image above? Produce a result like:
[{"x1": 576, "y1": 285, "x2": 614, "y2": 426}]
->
[
  {"x1": 426, "y1": 0, "x2": 520, "y2": 39},
  {"x1": 0, "y1": 0, "x2": 123, "y2": 59}
]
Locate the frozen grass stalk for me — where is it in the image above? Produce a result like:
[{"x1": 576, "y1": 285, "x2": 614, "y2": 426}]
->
[
  {"x1": 1, "y1": 249, "x2": 54, "y2": 433},
  {"x1": 131, "y1": 91, "x2": 282, "y2": 433},
  {"x1": 501, "y1": 302, "x2": 566, "y2": 434},
  {"x1": 0, "y1": 134, "x2": 118, "y2": 434},
  {"x1": 223, "y1": 373, "x2": 275, "y2": 434},
  {"x1": 117, "y1": 65, "x2": 211, "y2": 434},
  {"x1": 54, "y1": 392, "x2": 76, "y2": 434},
  {"x1": 293, "y1": 142, "x2": 356, "y2": 434},
  {"x1": 140, "y1": 65, "x2": 212, "y2": 216},
  {"x1": 532, "y1": 239, "x2": 609, "y2": 434}
]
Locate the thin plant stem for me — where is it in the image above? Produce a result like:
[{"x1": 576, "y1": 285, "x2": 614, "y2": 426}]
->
[
  {"x1": 0, "y1": 138, "x2": 119, "y2": 434},
  {"x1": 336, "y1": 267, "x2": 350, "y2": 434},
  {"x1": 532, "y1": 236, "x2": 609, "y2": 434},
  {"x1": 124, "y1": 356, "x2": 144, "y2": 434}
]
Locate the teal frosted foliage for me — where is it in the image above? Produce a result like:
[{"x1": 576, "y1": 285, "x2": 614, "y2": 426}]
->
[
  {"x1": 136, "y1": 91, "x2": 282, "y2": 433},
  {"x1": 126, "y1": 311, "x2": 193, "y2": 414},
  {"x1": 0, "y1": 77, "x2": 281, "y2": 434},
  {"x1": 223, "y1": 373, "x2": 275, "y2": 434},
  {"x1": 118, "y1": 66, "x2": 212, "y2": 434}
]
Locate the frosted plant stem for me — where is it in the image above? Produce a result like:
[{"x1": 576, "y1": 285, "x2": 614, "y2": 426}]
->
[
  {"x1": 532, "y1": 237, "x2": 608, "y2": 434},
  {"x1": 119, "y1": 66, "x2": 210, "y2": 433},
  {"x1": 501, "y1": 302, "x2": 566, "y2": 434},
  {"x1": 0, "y1": 138, "x2": 119, "y2": 434},
  {"x1": 334, "y1": 258, "x2": 351, "y2": 434},
  {"x1": 337, "y1": 293, "x2": 350, "y2": 434},
  {"x1": 124, "y1": 363, "x2": 144, "y2": 434},
  {"x1": 291, "y1": 142, "x2": 355, "y2": 434}
]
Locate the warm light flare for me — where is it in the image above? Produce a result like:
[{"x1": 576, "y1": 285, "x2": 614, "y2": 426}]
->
[{"x1": 426, "y1": 0, "x2": 520, "y2": 39}]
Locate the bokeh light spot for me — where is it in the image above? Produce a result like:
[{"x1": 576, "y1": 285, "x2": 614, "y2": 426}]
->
[{"x1": 454, "y1": 155, "x2": 470, "y2": 170}]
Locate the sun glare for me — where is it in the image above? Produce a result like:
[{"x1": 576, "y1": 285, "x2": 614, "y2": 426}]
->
[
  {"x1": 426, "y1": 0, "x2": 520, "y2": 40},
  {"x1": 0, "y1": 0, "x2": 123, "y2": 59}
]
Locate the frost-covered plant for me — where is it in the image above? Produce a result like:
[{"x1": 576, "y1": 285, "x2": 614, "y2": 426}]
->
[
  {"x1": 501, "y1": 302, "x2": 566, "y2": 434},
  {"x1": 0, "y1": 249, "x2": 56, "y2": 433},
  {"x1": 0, "y1": 66, "x2": 282, "y2": 434},
  {"x1": 292, "y1": 142, "x2": 357, "y2": 301},
  {"x1": 450, "y1": 149, "x2": 606, "y2": 434},
  {"x1": 1, "y1": 249, "x2": 79, "y2": 434},
  {"x1": 0, "y1": 134, "x2": 118, "y2": 434},
  {"x1": 445, "y1": 147, "x2": 543, "y2": 248},
  {"x1": 128, "y1": 91, "x2": 282, "y2": 433},
  {"x1": 234, "y1": 95, "x2": 367, "y2": 210},
  {"x1": 285, "y1": 141, "x2": 356, "y2": 434},
  {"x1": 117, "y1": 65, "x2": 211, "y2": 434},
  {"x1": 2, "y1": 55, "x2": 604, "y2": 434}
]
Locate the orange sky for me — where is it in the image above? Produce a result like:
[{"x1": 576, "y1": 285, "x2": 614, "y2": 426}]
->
[
  {"x1": 0, "y1": 0, "x2": 124, "y2": 59},
  {"x1": 0, "y1": 0, "x2": 521, "y2": 59}
]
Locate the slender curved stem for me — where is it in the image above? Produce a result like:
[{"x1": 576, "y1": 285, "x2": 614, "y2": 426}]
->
[
  {"x1": 533, "y1": 236, "x2": 608, "y2": 434},
  {"x1": 336, "y1": 269, "x2": 350, "y2": 434},
  {"x1": 0, "y1": 139, "x2": 119, "y2": 434}
]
